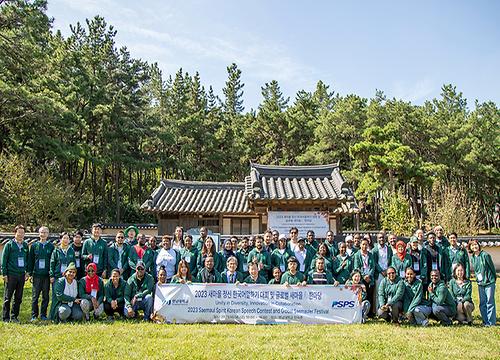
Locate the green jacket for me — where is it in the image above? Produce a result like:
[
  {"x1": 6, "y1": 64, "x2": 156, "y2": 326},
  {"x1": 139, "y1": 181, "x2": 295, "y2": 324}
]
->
[
  {"x1": 403, "y1": 279, "x2": 427, "y2": 313},
  {"x1": 108, "y1": 243, "x2": 130, "y2": 274},
  {"x1": 50, "y1": 277, "x2": 79, "y2": 321},
  {"x1": 82, "y1": 237, "x2": 108, "y2": 274},
  {"x1": 378, "y1": 276, "x2": 405, "y2": 307},
  {"x1": 448, "y1": 278, "x2": 473, "y2": 303},
  {"x1": 180, "y1": 247, "x2": 198, "y2": 277},
  {"x1": 280, "y1": 271, "x2": 305, "y2": 285},
  {"x1": 428, "y1": 280, "x2": 456, "y2": 314},
  {"x1": 243, "y1": 275, "x2": 267, "y2": 284},
  {"x1": 197, "y1": 252, "x2": 224, "y2": 274},
  {"x1": 247, "y1": 248, "x2": 272, "y2": 279},
  {"x1": 353, "y1": 251, "x2": 375, "y2": 282},
  {"x1": 1, "y1": 239, "x2": 28, "y2": 276},
  {"x1": 332, "y1": 254, "x2": 353, "y2": 284},
  {"x1": 445, "y1": 246, "x2": 470, "y2": 279},
  {"x1": 423, "y1": 243, "x2": 448, "y2": 282},
  {"x1": 220, "y1": 270, "x2": 245, "y2": 283},
  {"x1": 104, "y1": 278, "x2": 126, "y2": 304},
  {"x1": 307, "y1": 270, "x2": 334, "y2": 284},
  {"x1": 78, "y1": 276, "x2": 105, "y2": 303},
  {"x1": 268, "y1": 278, "x2": 281, "y2": 285},
  {"x1": 470, "y1": 251, "x2": 496, "y2": 287},
  {"x1": 326, "y1": 241, "x2": 339, "y2": 257},
  {"x1": 27, "y1": 240, "x2": 54, "y2": 277},
  {"x1": 128, "y1": 245, "x2": 155, "y2": 275},
  {"x1": 407, "y1": 248, "x2": 428, "y2": 283},
  {"x1": 310, "y1": 255, "x2": 334, "y2": 274},
  {"x1": 391, "y1": 253, "x2": 413, "y2": 279},
  {"x1": 195, "y1": 268, "x2": 222, "y2": 283},
  {"x1": 50, "y1": 247, "x2": 76, "y2": 279},
  {"x1": 271, "y1": 248, "x2": 293, "y2": 272},
  {"x1": 124, "y1": 272, "x2": 154, "y2": 307},
  {"x1": 371, "y1": 243, "x2": 393, "y2": 278}
]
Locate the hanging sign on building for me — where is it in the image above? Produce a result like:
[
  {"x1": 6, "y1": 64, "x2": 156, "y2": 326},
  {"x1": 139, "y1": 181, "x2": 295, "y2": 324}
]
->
[{"x1": 267, "y1": 211, "x2": 330, "y2": 238}]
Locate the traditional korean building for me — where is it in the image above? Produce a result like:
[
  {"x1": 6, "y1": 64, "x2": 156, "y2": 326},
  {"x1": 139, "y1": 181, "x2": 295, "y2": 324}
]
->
[{"x1": 141, "y1": 162, "x2": 359, "y2": 236}]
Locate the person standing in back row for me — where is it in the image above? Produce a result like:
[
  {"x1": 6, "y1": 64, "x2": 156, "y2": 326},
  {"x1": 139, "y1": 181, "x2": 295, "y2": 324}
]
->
[{"x1": 82, "y1": 223, "x2": 108, "y2": 278}]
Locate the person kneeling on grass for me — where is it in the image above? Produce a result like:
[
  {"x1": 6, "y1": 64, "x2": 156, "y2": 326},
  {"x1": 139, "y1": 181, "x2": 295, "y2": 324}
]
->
[
  {"x1": 403, "y1": 267, "x2": 431, "y2": 326},
  {"x1": 124, "y1": 261, "x2": 154, "y2": 321},
  {"x1": 280, "y1": 257, "x2": 306, "y2": 286},
  {"x1": 104, "y1": 268, "x2": 126, "y2": 321},
  {"x1": 449, "y1": 264, "x2": 474, "y2": 325},
  {"x1": 345, "y1": 270, "x2": 370, "y2": 323},
  {"x1": 377, "y1": 266, "x2": 405, "y2": 324},
  {"x1": 79, "y1": 262, "x2": 104, "y2": 320},
  {"x1": 243, "y1": 262, "x2": 267, "y2": 284},
  {"x1": 52, "y1": 262, "x2": 84, "y2": 323},
  {"x1": 428, "y1": 270, "x2": 456, "y2": 326}
]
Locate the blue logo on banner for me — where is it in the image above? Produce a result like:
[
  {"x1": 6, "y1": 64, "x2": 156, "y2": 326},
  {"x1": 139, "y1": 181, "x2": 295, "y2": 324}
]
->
[{"x1": 331, "y1": 300, "x2": 355, "y2": 308}]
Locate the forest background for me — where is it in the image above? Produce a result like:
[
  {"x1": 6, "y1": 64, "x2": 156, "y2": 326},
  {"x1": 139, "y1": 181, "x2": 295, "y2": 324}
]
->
[{"x1": 0, "y1": 0, "x2": 498, "y2": 235}]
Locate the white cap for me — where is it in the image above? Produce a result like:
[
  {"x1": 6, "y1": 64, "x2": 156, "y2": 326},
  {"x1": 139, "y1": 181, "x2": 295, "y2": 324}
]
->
[
  {"x1": 278, "y1": 234, "x2": 287, "y2": 240},
  {"x1": 345, "y1": 235, "x2": 353, "y2": 242}
]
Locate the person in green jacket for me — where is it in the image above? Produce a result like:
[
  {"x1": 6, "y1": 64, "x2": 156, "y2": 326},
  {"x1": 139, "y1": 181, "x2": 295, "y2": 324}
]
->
[
  {"x1": 82, "y1": 223, "x2": 108, "y2": 278},
  {"x1": 353, "y1": 238, "x2": 375, "y2": 315},
  {"x1": 449, "y1": 264, "x2": 474, "y2": 324},
  {"x1": 345, "y1": 270, "x2": 370, "y2": 322},
  {"x1": 391, "y1": 240, "x2": 412, "y2": 279},
  {"x1": 71, "y1": 231, "x2": 85, "y2": 280},
  {"x1": 293, "y1": 237, "x2": 314, "y2": 276},
  {"x1": 428, "y1": 270, "x2": 456, "y2": 326},
  {"x1": 27, "y1": 226, "x2": 55, "y2": 321},
  {"x1": 310, "y1": 243, "x2": 334, "y2": 274},
  {"x1": 407, "y1": 236, "x2": 427, "y2": 285},
  {"x1": 280, "y1": 257, "x2": 306, "y2": 286},
  {"x1": 219, "y1": 239, "x2": 237, "y2": 272},
  {"x1": 51, "y1": 263, "x2": 84, "y2": 323},
  {"x1": 180, "y1": 235, "x2": 198, "y2": 277},
  {"x1": 108, "y1": 231, "x2": 130, "y2": 280},
  {"x1": 307, "y1": 257, "x2": 336, "y2": 285},
  {"x1": 305, "y1": 230, "x2": 319, "y2": 252},
  {"x1": 332, "y1": 242, "x2": 353, "y2": 284},
  {"x1": 196, "y1": 256, "x2": 222, "y2": 283},
  {"x1": 434, "y1": 225, "x2": 450, "y2": 248},
  {"x1": 236, "y1": 237, "x2": 251, "y2": 275},
  {"x1": 171, "y1": 260, "x2": 193, "y2": 284},
  {"x1": 197, "y1": 236, "x2": 223, "y2": 274},
  {"x1": 402, "y1": 267, "x2": 431, "y2": 326},
  {"x1": 243, "y1": 262, "x2": 267, "y2": 284},
  {"x1": 377, "y1": 266, "x2": 405, "y2": 324},
  {"x1": 468, "y1": 239, "x2": 496, "y2": 326},
  {"x1": 79, "y1": 262, "x2": 105, "y2": 320},
  {"x1": 445, "y1": 232, "x2": 470, "y2": 280},
  {"x1": 128, "y1": 233, "x2": 154, "y2": 277},
  {"x1": 2, "y1": 225, "x2": 29, "y2": 322},
  {"x1": 221, "y1": 256, "x2": 244, "y2": 284},
  {"x1": 423, "y1": 232, "x2": 448, "y2": 283},
  {"x1": 124, "y1": 261, "x2": 154, "y2": 321},
  {"x1": 271, "y1": 236, "x2": 292, "y2": 274},
  {"x1": 371, "y1": 231, "x2": 393, "y2": 313},
  {"x1": 268, "y1": 267, "x2": 282, "y2": 285},
  {"x1": 247, "y1": 236, "x2": 271, "y2": 281},
  {"x1": 325, "y1": 231, "x2": 338, "y2": 257},
  {"x1": 104, "y1": 268, "x2": 127, "y2": 320}
]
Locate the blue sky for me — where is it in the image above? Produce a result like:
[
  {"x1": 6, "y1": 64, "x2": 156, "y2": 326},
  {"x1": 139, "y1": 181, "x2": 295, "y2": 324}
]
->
[{"x1": 47, "y1": 0, "x2": 499, "y2": 110}]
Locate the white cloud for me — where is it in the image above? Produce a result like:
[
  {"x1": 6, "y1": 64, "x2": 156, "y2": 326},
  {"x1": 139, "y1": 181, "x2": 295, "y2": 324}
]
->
[{"x1": 392, "y1": 78, "x2": 436, "y2": 102}]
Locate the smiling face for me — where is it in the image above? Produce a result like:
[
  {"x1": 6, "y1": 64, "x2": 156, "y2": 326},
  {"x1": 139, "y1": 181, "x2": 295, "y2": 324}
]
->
[
  {"x1": 180, "y1": 262, "x2": 188, "y2": 276},
  {"x1": 430, "y1": 270, "x2": 440, "y2": 284},
  {"x1": 162, "y1": 237, "x2": 171, "y2": 250},
  {"x1": 387, "y1": 268, "x2": 396, "y2": 281},
  {"x1": 288, "y1": 261, "x2": 297, "y2": 273},
  {"x1": 248, "y1": 263, "x2": 258, "y2": 278},
  {"x1": 352, "y1": 272, "x2": 361, "y2": 284},
  {"x1": 92, "y1": 226, "x2": 101, "y2": 239},
  {"x1": 127, "y1": 229, "x2": 136, "y2": 240},
  {"x1": 316, "y1": 258, "x2": 325, "y2": 271},
  {"x1": 339, "y1": 243, "x2": 346, "y2": 255},
  {"x1": 39, "y1": 227, "x2": 49, "y2": 241},
  {"x1": 61, "y1": 234, "x2": 70, "y2": 247},
  {"x1": 427, "y1": 234, "x2": 436, "y2": 246},
  {"x1": 111, "y1": 270, "x2": 120, "y2": 284},
  {"x1": 116, "y1": 232, "x2": 125, "y2": 245},
  {"x1": 273, "y1": 267, "x2": 281, "y2": 280},
  {"x1": 205, "y1": 257, "x2": 214, "y2": 271},
  {"x1": 227, "y1": 258, "x2": 237, "y2": 273},
  {"x1": 224, "y1": 240, "x2": 232, "y2": 251},
  {"x1": 264, "y1": 232, "x2": 272, "y2": 245},
  {"x1": 449, "y1": 233, "x2": 457, "y2": 246},
  {"x1": 65, "y1": 269, "x2": 76, "y2": 282},
  {"x1": 184, "y1": 236, "x2": 192, "y2": 249},
  {"x1": 455, "y1": 265, "x2": 465, "y2": 280},
  {"x1": 405, "y1": 268, "x2": 416, "y2": 283},
  {"x1": 175, "y1": 227, "x2": 182, "y2": 239},
  {"x1": 158, "y1": 269, "x2": 167, "y2": 283}
]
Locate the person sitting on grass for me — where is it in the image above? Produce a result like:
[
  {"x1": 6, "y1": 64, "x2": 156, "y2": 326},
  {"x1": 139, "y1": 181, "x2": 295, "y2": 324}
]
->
[
  {"x1": 268, "y1": 267, "x2": 282, "y2": 284},
  {"x1": 346, "y1": 269, "x2": 370, "y2": 323},
  {"x1": 221, "y1": 256, "x2": 244, "y2": 284},
  {"x1": 243, "y1": 262, "x2": 267, "y2": 284},
  {"x1": 171, "y1": 260, "x2": 193, "y2": 284},
  {"x1": 196, "y1": 256, "x2": 222, "y2": 283},
  {"x1": 103, "y1": 268, "x2": 126, "y2": 321},
  {"x1": 449, "y1": 264, "x2": 474, "y2": 325},
  {"x1": 79, "y1": 262, "x2": 104, "y2": 321},
  {"x1": 307, "y1": 257, "x2": 336, "y2": 285},
  {"x1": 377, "y1": 266, "x2": 405, "y2": 324},
  {"x1": 428, "y1": 270, "x2": 456, "y2": 326},
  {"x1": 280, "y1": 257, "x2": 306, "y2": 286},
  {"x1": 52, "y1": 262, "x2": 83, "y2": 323},
  {"x1": 124, "y1": 261, "x2": 154, "y2": 321},
  {"x1": 403, "y1": 267, "x2": 431, "y2": 326}
]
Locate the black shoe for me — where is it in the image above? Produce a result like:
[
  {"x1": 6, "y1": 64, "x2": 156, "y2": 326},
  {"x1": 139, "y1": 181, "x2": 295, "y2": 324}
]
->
[{"x1": 11, "y1": 317, "x2": 19, "y2": 323}]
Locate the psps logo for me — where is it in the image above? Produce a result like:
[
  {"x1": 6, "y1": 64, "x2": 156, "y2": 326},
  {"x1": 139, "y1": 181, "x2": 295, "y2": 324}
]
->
[{"x1": 331, "y1": 300, "x2": 355, "y2": 308}]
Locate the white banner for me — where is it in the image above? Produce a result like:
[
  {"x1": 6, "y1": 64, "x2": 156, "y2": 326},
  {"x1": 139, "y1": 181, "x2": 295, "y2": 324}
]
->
[
  {"x1": 153, "y1": 284, "x2": 362, "y2": 324},
  {"x1": 267, "y1": 211, "x2": 330, "y2": 238}
]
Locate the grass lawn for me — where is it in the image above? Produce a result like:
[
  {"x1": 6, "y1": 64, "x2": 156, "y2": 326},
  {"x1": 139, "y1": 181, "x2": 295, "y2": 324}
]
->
[{"x1": 0, "y1": 280, "x2": 499, "y2": 359}]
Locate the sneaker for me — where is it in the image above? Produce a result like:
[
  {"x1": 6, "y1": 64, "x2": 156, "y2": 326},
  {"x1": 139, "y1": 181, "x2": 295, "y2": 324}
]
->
[
  {"x1": 107, "y1": 316, "x2": 114, "y2": 322},
  {"x1": 30, "y1": 316, "x2": 37, "y2": 322},
  {"x1": 85, "y1": 313, "x2": 90, "y2": 321},
  {"x1": 421, "y1": 319, "x2": 429, "y2": 327},
  {"x1": 40, "y1": 315, "x2": 48, "y2": 321},
  {"x1": 11, "y1": 317, "x2": 20, "y2": 323}
]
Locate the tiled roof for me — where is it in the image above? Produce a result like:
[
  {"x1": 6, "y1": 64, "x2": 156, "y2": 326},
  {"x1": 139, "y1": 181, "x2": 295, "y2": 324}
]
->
[
  {"x1": 141, "y1": 179, "x2": 251, "y2": 215},
  {"x1": 245, "y1": 162, "x2": 357, "y2": 209}
]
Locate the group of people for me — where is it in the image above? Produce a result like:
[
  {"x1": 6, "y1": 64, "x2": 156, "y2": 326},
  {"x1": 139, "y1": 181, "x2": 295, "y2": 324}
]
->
[{"x1": 1, "y1": 223, "x2": 497, "y2": 326}]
